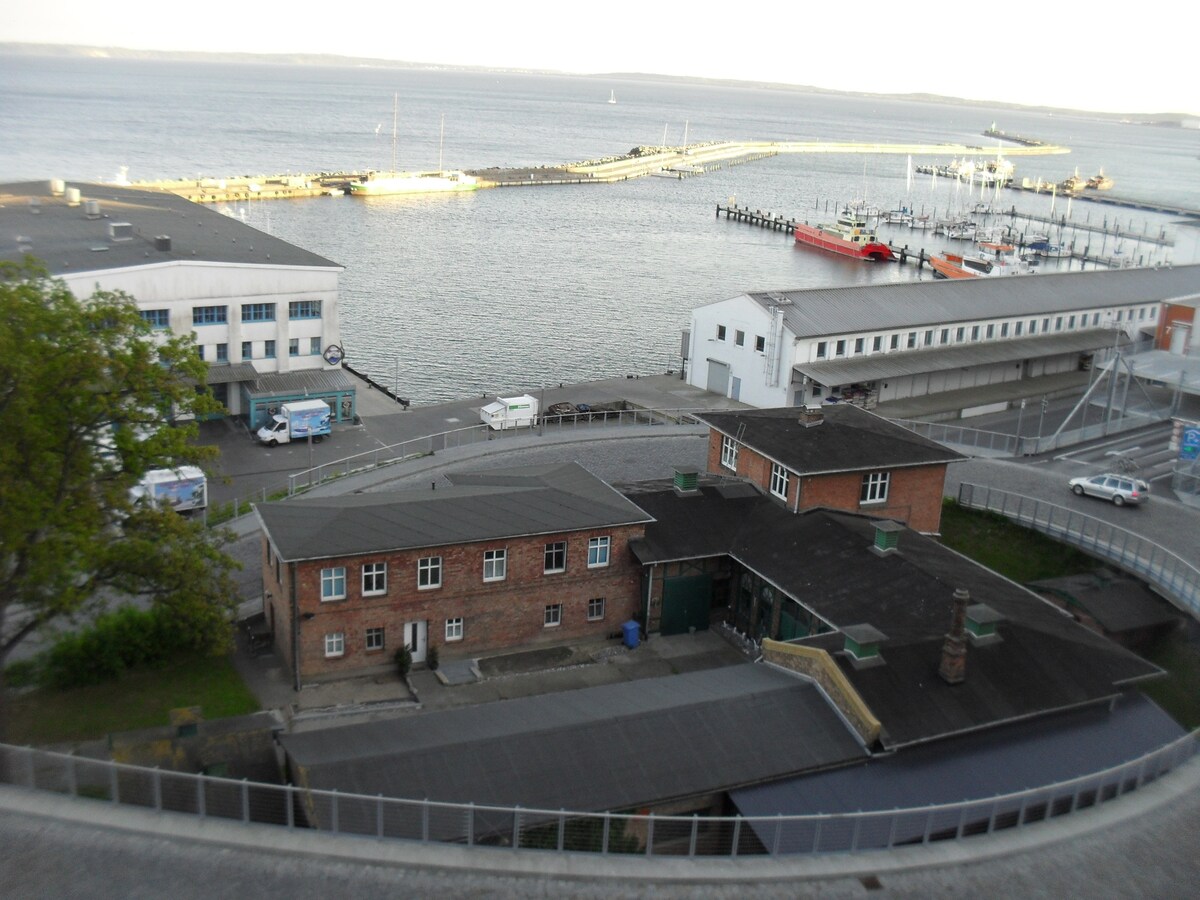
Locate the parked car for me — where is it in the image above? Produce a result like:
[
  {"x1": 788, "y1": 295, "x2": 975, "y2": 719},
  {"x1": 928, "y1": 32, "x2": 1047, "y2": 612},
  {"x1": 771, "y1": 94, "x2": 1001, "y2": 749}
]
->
[{"x1": 1068, "y1": 473, "x2": 1150, "y2": 506}]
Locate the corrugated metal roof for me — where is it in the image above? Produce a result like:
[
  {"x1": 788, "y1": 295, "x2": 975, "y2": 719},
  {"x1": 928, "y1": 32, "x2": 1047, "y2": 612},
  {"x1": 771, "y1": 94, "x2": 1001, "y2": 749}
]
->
[
  {"x1": 246, "y1": 367, "x2": 357, "y2": 397},
  {"x1": 0, "y1": 181, "x2": 342, "y2": 273},
  {"x1": 737, "y1": 266, "x2": 1200, "y2": 338},
  {"x1": 795, "y1": 329, "x2": 1114, "y2": 384},
  {"x1": 204, "y1": 361, "x2": 259, "y2": 384}
]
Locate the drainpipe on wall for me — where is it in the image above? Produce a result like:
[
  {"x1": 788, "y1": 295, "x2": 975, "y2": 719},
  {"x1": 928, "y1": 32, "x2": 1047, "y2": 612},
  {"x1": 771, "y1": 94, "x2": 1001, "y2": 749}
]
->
[
  {"x1": 645, "y1": 563, "x2": 656, "y2": 636},
  {"x1": 290, "y1": 562, "x2": 301, "y2": 692}
]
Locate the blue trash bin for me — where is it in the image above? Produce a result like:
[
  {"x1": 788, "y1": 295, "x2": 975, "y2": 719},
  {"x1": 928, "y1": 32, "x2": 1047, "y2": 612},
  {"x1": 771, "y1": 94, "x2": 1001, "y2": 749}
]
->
[{"x1": 622, "y1": 620, "x2": 640, "y2": 649}]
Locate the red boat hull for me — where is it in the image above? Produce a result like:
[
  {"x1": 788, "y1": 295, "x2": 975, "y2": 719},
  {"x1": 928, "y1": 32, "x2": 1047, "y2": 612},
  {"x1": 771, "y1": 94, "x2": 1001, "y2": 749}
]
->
[{"x1": 794, "y1": 224, "x2": 893, "y2": 261}]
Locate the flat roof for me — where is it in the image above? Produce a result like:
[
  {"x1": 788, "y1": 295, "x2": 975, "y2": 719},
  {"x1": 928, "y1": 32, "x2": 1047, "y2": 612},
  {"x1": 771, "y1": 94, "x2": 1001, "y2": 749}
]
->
[{"x1": 0, "y1": 180, "x2": 342, "y2": 273}]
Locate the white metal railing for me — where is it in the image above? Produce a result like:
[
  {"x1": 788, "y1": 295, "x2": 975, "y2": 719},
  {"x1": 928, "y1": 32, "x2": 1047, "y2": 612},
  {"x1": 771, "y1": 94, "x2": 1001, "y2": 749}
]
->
[
  {"x1": 2, "y1": 733, "x2": 1194, "y2": 857},
  {"x1": 957, "y1": 483, "x2": 1200, "y2": 618},
  {"x1": 889, "y1": 419, "x2": 1019, "y2": 456}
]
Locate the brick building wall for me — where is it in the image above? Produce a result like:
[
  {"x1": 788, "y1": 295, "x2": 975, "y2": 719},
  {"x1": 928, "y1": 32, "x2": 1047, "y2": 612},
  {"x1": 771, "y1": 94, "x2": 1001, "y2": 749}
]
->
[
  {"x1": 263, "y1": 525, "x2": 645, "y2": 682},
  {"x1": 704, "y1": 431, "x2": 947, "y2": 532}
]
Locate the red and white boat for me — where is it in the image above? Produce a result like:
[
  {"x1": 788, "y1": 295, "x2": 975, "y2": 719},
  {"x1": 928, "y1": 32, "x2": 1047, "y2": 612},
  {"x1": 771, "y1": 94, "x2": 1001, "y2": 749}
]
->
[
  {"x1": 930, "y1": 242, "x2": 1033, "y2": 279},
  {"x1": 794, "y1": 209, "x2": 894, "y2": 261}
]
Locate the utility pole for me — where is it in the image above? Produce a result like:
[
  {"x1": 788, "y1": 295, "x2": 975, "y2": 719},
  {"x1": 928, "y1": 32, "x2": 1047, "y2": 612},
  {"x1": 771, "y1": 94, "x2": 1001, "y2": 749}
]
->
[{"x1": 1015, "y1": 398, "x2": 1027, "y2": 454}]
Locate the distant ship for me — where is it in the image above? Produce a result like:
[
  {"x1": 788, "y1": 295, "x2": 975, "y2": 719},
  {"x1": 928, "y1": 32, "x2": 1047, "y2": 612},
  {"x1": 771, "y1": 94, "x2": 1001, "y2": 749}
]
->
[
  {"x1": 348, "y1": 170, "x2": 480, "y2": 196},
  {"x1": 794, "y1": 208, "x2": 894, "y2": 261},
  {"x1": 1086, "y1": 170, "x2": 1114, "y2": 190}
]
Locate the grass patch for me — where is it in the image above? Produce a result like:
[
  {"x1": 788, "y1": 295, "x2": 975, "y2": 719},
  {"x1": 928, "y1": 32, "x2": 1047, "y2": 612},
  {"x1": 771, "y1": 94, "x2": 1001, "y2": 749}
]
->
[
  {"x1": 1139, "y1": 631, "x2": 1200, "y2": 730},
  {"x1": 5, "y1": 653, "x2": 259, "y2": 745},
  {"x1": 939, "y1": 499, "x2": 1101, "y2": 583}
]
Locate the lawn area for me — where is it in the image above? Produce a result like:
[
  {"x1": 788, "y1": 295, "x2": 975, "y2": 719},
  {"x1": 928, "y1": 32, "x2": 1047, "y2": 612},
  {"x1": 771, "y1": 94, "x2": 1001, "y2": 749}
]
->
[
  {"x1": 1140, "y1": 631, "x2": 1200, "y2": 731},
  {"x1": 4, "y1": 653, "x2": 260, "y2": 746},
  {"x1": 938, "y1": 499, "x2": 1101, "y2": 583}
]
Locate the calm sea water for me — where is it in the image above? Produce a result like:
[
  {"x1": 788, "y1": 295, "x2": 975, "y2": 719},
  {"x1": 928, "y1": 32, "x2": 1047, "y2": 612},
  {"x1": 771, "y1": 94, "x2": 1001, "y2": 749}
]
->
[{"x1": 4, "y1": 56, "x2": 1199, "y2": 402}]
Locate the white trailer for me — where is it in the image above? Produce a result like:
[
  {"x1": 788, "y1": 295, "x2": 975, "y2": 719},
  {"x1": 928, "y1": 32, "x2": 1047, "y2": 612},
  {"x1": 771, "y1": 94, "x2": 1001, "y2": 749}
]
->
[
  {"x1": 480, "y1": 394, "x2": 539, "y2": 430},
  {"x1": 131, "y1": 466, "x2": 208, "y2": 511}
]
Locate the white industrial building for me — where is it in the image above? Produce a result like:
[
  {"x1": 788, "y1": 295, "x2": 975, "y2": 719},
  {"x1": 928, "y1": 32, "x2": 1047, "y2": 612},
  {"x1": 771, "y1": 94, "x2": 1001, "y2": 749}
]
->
[
  {"x1": 685, "y1": 266, "x2": 1200, "y2": 416},
  {"x1": 1, "y1": 180, "x2": 354, "y2": 427}
]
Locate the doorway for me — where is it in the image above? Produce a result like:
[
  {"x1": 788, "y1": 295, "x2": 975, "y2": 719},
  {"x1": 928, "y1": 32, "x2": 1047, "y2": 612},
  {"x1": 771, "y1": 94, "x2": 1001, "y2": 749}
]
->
[{"x1": 403, "y1": 620, "x2": 427, "y2": 663}]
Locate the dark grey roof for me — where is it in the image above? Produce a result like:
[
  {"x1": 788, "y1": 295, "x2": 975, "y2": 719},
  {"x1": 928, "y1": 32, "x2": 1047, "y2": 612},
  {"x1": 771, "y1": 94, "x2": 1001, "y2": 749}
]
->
[
  {"x1": 795, "y1": 329, "x2": 1114, "y2": 385},
  {"x1": 281, "y1": 665, "x2": 867, "y2": 836},
  {"x1": 246, "y1": 367, "x2": 358, "y2": 398},
  {"x1": 204, "y1": 362, "x2": 260, "y2": 384},
  {"x1": 735, "y1": 265, "x2": 1200, "y2": 339},
  {"x1": 624, "y1": 487, "x2": 1161, "y2": 747},
  {"x1": 256, "y1": 462, "x2": 655, "y2": 561},
  {"x1": 730, "y1": 691, "x2": 1184, "y2": 852},
  {"x1": 1029, "y1": 572, "x2": 1183, "y2": 633},
  {"x1": 697, "y1": 404, "x2": 963, "y2": 475},
  {"x1": 0, "y1": 180, "x2": 341, "y2": 272}
]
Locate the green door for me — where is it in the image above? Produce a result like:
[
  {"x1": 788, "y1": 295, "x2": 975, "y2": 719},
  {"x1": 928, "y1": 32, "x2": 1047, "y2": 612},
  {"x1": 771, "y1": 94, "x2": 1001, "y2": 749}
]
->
[{"x1": 660, "y1": 575, "x2": 712, "y2": 636}]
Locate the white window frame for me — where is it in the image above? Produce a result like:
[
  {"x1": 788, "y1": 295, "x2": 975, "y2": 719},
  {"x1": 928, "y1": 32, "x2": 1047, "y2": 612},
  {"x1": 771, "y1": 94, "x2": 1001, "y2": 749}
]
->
[
  {"x1": 770, "y1": 463, "x2": 789, "y2": 500},
  {"x1": 445, "y1": 617, "x2": 463, "y2": 642},
  {"x1": 544, "y1": 604, "x2": 562, "y2": 628},
  {"x1": 324, "y1": 632, "x2": 345, "y2": 658},
  {"x1": 544, "y1": 541, "x2": 567, "y2": 574},
  {"x1": 483, "y1": 548, "x2": 507, "y2": 582},
  {"x1": 860, "y1": 471, "x2": 890, "y2": 504},
  {"x1": 365, "y1": 627, "x2": 385, "y2": 652},
  {"x1": 587, "y1": 597, "x2": 606, "y2": 621},
  {"x1": 720, "y1": 434, "x2": 739, "y2": 471},
  {"x1": 320, "y1": 567, "x2": 346, "y2": 602},
  {"x1": 587, "y1": 536, "x2": 611, "y2": 568},
  {"x1": 418, "y1": 556, "x2": 442, "y2": 590},
  {"x1": 362, "y1": 562, "x2": 387, "y2": 596}
]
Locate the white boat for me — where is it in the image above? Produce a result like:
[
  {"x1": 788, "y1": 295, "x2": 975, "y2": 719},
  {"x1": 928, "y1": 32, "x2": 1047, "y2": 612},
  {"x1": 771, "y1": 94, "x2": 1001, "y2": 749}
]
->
[
  {"x1": 350, "y1": 95, "x2": 479, "y2": 197},
  {"x1": 883, "y1": 209, "x2": 913, "y2": 225},
  {"x1": 946, "y1": 222, "x2": 977, "y2": 240},
  {"x1": 931, "y1": 242, "x2": 1034, "y2": 279},
  {"x1": 908, "y1": 215, "x2": 934, "y2": 230},
  {"x1": 608, "y1": 90, "x2": 617, "y2": 104}
]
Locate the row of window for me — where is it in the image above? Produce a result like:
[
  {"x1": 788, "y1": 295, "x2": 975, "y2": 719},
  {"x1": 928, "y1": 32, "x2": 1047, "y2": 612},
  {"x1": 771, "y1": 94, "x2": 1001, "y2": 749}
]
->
[
  {"x1": 812, "y1": 306, "x2": 1158, "y2": 361},
  {"x1": 197, "y1": 337, "x2": 323, "y2": 363},
  {"x1": 179, "y1": 301, "x2": 322, "y2": 327},
  {"x1": 766, "y1": 459, "x2": 889, "y2": 504},
  {"x1": 715, "y1": 324, "x2": 767, "y2": 353},
  {"x1": 319, "y1": 538, "x2": 613, "y2": 601},
  {"x1": 321, "y1": 601, "x2": 607, "y2": 658}
]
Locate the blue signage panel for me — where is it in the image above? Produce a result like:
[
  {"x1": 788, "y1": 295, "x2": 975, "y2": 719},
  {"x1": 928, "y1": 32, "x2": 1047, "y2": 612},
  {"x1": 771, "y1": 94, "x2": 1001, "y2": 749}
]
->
[{"x1": 1181, "y1": 427, "x2": 1200, "y2": 461}]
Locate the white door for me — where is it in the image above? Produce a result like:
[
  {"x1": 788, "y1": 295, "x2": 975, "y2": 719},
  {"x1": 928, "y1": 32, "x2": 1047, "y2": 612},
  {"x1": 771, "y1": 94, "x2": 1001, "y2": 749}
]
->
[{"x1": 404, "y1": 621, "x2": 427, "y2": 664}]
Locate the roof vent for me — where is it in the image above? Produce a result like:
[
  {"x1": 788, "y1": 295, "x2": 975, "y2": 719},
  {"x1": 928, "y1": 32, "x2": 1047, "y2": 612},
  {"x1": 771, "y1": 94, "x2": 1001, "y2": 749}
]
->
[
  {"x1": 871, "y1": 520, "x2": 904, "y2": 556},
  {"x1": 673, "y1": 466, "x2": 699, "y2": 495},
  {"x1": 842, "y1": 624, "x2": 887, "y2": 669},
  {"x1": 965, "y1": 603, "x2": 1004, "y2": 645},
  {"x1": 798, "y1": 406, "x2": 824, "y2": 427},
  {"x1": 108, "y1": 222, "x2": 134, "y2": 242},
  {"x1": 49, "y1": 179, "x2": 66, "y2": 196},
  {"x1": 83, "y1": 199, "x2": 102, "y2": 219},
  {"x1": 155, "y1": 235, "x2": 172, "y2": 252},
  {"x1": 65, "y1": 187, "x2": 82, "y2": 206}
]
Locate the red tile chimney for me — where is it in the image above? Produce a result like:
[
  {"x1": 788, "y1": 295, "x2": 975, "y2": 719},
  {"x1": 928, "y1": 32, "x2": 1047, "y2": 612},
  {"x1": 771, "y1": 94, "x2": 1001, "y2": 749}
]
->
[{"x1": 939, "y1": 588, "x2": 969, "y2": 685}]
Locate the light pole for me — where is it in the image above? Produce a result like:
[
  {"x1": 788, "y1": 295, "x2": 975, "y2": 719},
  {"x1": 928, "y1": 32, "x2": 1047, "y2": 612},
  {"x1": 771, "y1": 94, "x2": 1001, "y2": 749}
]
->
[{"x1": 1015, "y1": 398, "x2": 1026, "y2": 454}]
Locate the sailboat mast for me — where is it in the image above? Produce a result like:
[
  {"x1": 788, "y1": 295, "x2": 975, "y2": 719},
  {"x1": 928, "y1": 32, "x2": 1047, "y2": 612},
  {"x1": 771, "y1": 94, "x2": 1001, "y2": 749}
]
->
[
  {"x1": 391, "y1": 93, "x2": 398, "y2": 175},
  {"x1": 439, "y1": 114, "x2": 445, "y2": 173}
]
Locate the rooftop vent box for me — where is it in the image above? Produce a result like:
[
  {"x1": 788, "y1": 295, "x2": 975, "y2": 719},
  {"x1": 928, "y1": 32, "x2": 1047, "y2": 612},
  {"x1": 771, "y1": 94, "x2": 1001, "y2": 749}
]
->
[
  {"x1": 108, "y1": 222, "x2": 134, "y2": 242},
  {"x1": 154, "y1": 235, "x2": 172, "y2": 252},
  {"x1": 965, "y1": 604, "x2": 1004, "y2": 645},
  {"x1": 673, "y1": 466, "x2": 699, "y2": 495},
  {"x1": 65, "y1": 187, "x2": 82, "y2": 206},
  {"x1": 49, "y1": 179, "x2": 66, "y2": 196},
  {"x1": 83, "y1": 199, "x2": 101, "y2": 219},
  {"x1": 871, "y1": 520, "x2": 904, "y2": 556},
  {"x1": 842, "y1": 623, "x2": 887, "y2": 669}
]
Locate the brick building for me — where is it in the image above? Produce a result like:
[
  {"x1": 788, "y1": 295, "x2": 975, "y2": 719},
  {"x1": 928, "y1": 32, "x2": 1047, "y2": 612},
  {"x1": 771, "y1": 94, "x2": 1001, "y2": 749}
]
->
[
  {"x1": 696, "y1": 405, "x2": 963, "y2": 533},
  {"x1": 254, "y1": 463, "x2": 653, "y2": 686}
]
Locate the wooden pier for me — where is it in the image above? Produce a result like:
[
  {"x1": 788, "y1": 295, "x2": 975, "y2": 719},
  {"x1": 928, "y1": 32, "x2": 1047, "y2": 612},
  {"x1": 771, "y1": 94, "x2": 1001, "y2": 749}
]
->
[{"x1": 1007, "y1": 182, "x2": 1200, "y2": 220}]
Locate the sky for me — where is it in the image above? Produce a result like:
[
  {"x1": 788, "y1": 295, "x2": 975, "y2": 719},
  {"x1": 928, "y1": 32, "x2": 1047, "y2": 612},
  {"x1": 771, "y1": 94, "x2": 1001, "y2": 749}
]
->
[{"x1": 2, "y1": 1, "x2": 1194, "y2": 116}]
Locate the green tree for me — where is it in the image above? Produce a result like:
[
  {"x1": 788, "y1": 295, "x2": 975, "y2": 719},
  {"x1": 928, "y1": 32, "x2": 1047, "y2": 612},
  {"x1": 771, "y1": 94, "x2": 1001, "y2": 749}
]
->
[{"x1": 0, "y1": 260, "x2": 240, "y2": 739}]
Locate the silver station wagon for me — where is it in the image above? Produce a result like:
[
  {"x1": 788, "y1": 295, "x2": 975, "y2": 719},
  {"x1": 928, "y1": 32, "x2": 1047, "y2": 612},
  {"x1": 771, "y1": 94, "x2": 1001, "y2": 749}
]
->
[{"x1": 1068, "y1": 473, "x2": 1150, "y2": 506}]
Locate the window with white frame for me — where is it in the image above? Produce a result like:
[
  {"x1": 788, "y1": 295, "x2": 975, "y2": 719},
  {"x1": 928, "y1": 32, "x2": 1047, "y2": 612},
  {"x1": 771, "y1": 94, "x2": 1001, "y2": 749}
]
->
[
  {"x1": 362, "y1": 562, "x2": 387, "y2": 596},
  {"x1": 544, "y1": 604, "x2": 562, "y2": 627},
  {"x1": 860, "y1": 471, "x2": 890, "y2": 504},
  {"x1": 716, "y1": 324, "x2": 727, "y2": 341},
  {"x1": 755, "y1": 335, "x2": 765, "y2": 352},
  {"x1": 483, "y1": 549, "x2": 507, "y2": 581},
  {"x1": 735, "y1": 329, "x2": 745, "y2": 346},
  {"x1": 321, "y1": 567, "x2": 346, "y2": 601},
  {"x1": 365, "y1": 627, "x2": 385, "y2": 652},
  {"x1": 544, "y1": 541, "x2": 566, "y2": 573},
  {"x1": 587, "y1": 536, "x2": 611, "y2": 568},
  {"x1": 324, "y1": 632, "x2": 345, "y2": 658},
  {"x1": 587, "y1": 597, "x2": 606, "y2": 621},
  {"x1": 445, "y1": 617, "x2": 463, "y2": 641},
  {"x1": 720, "y1": 434, "x2": 739, "y2": 471},
  {"x1": 418, "y1": 556, "x2": 442, "y2": 589},
  {"x1": 770, "y1": 463, "x2": 789, "y2": 500}
]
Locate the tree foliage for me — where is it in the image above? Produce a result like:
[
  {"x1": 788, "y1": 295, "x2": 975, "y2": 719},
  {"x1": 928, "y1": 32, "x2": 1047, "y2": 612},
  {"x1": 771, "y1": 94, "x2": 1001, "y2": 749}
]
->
[{"x1": 0, "y1": 260, "x2": 240, "y2": 717}]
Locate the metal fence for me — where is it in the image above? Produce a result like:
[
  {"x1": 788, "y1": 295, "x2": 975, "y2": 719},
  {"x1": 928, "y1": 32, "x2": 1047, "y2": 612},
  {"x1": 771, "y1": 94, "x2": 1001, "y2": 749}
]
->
[
  {"x1": 957, "y1": 482, "x2": 1200, "y2": 618},
  {"x1": 3, "y1": 732, "x2": 1195, "y2": 857},
  {"x1": 889, "y1": 419, "x2": 1019, "y2": 457}
]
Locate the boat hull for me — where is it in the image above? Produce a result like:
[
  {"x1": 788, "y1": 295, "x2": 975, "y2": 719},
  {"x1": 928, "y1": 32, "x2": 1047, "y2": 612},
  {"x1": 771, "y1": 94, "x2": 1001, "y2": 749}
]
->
[
  {"x1": 794, "y1": 224, "x2": 893, "y2": 261},
  {"x1": 349, "y1": 171, "x2": 479, "y2": 196},
  {"x1": 930, "y1": 255, "x2": 978, "y2": 278}
]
